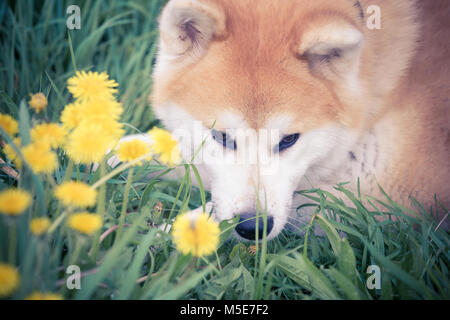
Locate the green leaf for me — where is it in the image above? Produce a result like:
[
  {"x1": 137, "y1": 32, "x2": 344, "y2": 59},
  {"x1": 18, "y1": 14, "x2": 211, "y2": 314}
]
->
[
  {"x1": 327, "y1": 267, "x2": 361, "y2": 300},
  {"x1": 190, "y1": 164, "x2": 206, "y2": 212},
  {"x1": 117, "y1": 229, "x2": 157, "y2": 299},
  {"x1": 315, "y1": 214, "x2": 342, "y2": 256},
  {"x1": 337, "y1": 238, "x2": 357, "y2": 280},
  {"x1": 158, "y1": 265, "x2": 214, "y2": 300},
  {"x1": 361, "y1": 237, "x2": 436, "y2": 298},
  {"x1": 269, "y1": 253, "x2": 340, "y2": 299},
  {"x1": 138, "y1": 179, "x2": 159, "y2": 210},
  {"x1": 381, "y1": 270, "x2": 393, "y2": 300},
  {"x1": 268, "y1": 254, "x2": 311, "y2": 291},
  {"x1": 75, "y1": 213, "x2": 147, "y2": 299},
  {"x1": 18, "y1": 99, "x2": 31, "y2": 145}
]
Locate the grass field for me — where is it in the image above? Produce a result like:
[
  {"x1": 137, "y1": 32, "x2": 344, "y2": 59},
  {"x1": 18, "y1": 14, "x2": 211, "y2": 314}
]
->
[{"x1": 0, "y1": 0, "x2": 448, "y2": 300}]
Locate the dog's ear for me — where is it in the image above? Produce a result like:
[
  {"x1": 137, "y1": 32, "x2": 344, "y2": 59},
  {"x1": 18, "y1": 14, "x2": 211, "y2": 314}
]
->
[
  {"x1": 159, "y1": 0, "x2": 226, "y2": 57},
  {"x1": 298, "y1": 21, "x2": 363, "y2": 79}
]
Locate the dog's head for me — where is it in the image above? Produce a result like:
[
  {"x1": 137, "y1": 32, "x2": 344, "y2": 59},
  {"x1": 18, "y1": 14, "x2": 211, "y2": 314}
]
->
[{"x1": 151, "y1": 0, "x2": 418, "y2": 240}]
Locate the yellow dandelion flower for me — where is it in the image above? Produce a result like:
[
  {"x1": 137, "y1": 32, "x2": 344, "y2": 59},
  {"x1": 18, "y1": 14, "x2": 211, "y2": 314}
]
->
[
  {"x1": 101, "y1": 119, "x2": 125, "y2": 140},
  {"x1": 25, "y1": 291, "x2": 63, "y2": 300},
  {"x1": 28, "y1": 93, "x2": 48, "y2": 113},
  {"x1": 3, "y1": 138, "x2": 22, "y2": 169},
  {"x1": 79, "y1": 98, "x2": 124, "y2": 122},
  {"x1": 68, "y1": 212, "x2": 102, "y2": 235},
  {"x1": 30, "y1": 123, "x2": 67, "y2": 149},
  {"x1": 148, "y1": 127, "x2": 182, "y2": 166},
  {"x1": 0, "y1": 263, "x2": 20, "y2": 298},
  {"x1": 54, "y1": 181, "x2": 97, "y2": 208},
  {"x1": 0, "y1": 113, "x2": 19, "y2": 137},
  {"x1": 30, "y1": 217, "x2": 51, "y2": 236},
  {"x1": 0, "y1": 188, "x2": 31, "y2": 216},
  {"x1": 60, "y1": 101, "x2": 84, "y2": 130},
  {"x1": 172, "y1": 212, "x2": 220, "y2": 257},
  {"x1": 116, "y1": 138, "x2": 153, "y2": 165},
  {"x1": 22, "y1": 142, "x2": 58, "y2": 174},
  {"x1": 67, "y1": 71, "x2": 118, "y2": 102},
  {"x1": 65, "y1": 121, "x2": 123, "y2": 164}
]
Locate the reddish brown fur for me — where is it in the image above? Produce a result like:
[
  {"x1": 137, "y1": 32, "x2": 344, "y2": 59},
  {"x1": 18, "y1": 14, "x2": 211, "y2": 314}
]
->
[
  {"x1": 152, "y1": 0, "x2": 450, "y2": 216},
  {"x1": 153, "y1": 0, "x2": 360, "y2": 132}
]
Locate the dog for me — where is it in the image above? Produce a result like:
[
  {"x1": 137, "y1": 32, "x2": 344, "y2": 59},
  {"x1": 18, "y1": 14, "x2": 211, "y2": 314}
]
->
[{"x1": 121, "y1": 0, "x2": 449, "y2": 240}]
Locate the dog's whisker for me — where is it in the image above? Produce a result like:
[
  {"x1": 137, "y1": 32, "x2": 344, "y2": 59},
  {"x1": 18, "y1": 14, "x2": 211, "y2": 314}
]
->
[
  {"x1": 287, "y1": 216, "x2": 309, "y2": 224},
  {"x1": 284, "y1": 220, "x2": 310, "y2": 233}
]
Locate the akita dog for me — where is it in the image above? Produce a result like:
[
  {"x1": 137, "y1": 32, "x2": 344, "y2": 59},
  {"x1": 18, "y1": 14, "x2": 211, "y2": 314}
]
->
[{"x1": 126, "y1": 0, "x2": 449, "y2": 240}]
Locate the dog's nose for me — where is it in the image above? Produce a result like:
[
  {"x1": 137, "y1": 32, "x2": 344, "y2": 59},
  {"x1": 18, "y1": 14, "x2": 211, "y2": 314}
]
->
[{"x1": 235, "y1": 212, "x2": 274, "y2": 240}]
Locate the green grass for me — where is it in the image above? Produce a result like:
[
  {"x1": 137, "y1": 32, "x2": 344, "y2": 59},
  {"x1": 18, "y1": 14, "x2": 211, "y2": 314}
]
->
[
  {"x1": 0, "y1": 0, "x2": 449, "y2": 300},
  {"x1": 0, "y1": 0, "x2": 164, "y2": 131}
]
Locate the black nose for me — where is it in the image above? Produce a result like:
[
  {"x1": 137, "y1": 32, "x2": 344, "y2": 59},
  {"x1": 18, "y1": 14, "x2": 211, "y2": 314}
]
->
[{"x1": 235, "y1": 213, "x2": 274, "y2": 240}]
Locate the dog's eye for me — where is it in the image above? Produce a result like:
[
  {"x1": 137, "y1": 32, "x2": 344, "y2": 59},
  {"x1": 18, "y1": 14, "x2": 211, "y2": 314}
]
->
[
  {"x1": 211, "y1": 129, "x2": 237, "y2": 150},
  {"x1": 305, "y1": 48, "x2": 341, "y2": 68},
  {"x1": 276, "y1": 133, "x2": 300, "y2": 153}
]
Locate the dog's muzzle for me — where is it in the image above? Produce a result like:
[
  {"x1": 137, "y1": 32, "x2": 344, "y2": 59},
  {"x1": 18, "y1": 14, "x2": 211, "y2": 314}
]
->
[{"x1": 235, "y1": 212, "x2": 274, "y2": 240}]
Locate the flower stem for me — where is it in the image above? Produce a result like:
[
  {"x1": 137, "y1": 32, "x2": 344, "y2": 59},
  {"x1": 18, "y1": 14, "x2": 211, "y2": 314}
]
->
[
  {"x1": 97, "y1": 159, "x2": 107, "y2": 218},
  {"x1": 178, "y1": 257, "x2": 198, "y2": 283},
  {"x1": 91, "y1": 153, "x2": 154, "y2": 190},
  {"x1": 83, "y1": 163, "x2": 91, "y2": 183},
  {"x1": 48, "y1": 210, "x2": 69, "y2": 234},
  {"x1": 70, "y1": 235, "x2": 84, "y2": 266},
  {"x1": 117, "y1": 167, "x2": 134, "y2": 241},
  {"x1": 8, "y1": 219, "x2": 17, "y2": 265},
  {"x1": 90, "y1": 159, "x2": 107, "y2": 260},
  {"x1": 63, "y1": 160, "x2": 74, "y2": 182},
  {"x1": 303, "y1": 210, "x2": 318, "y2": 257}
]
